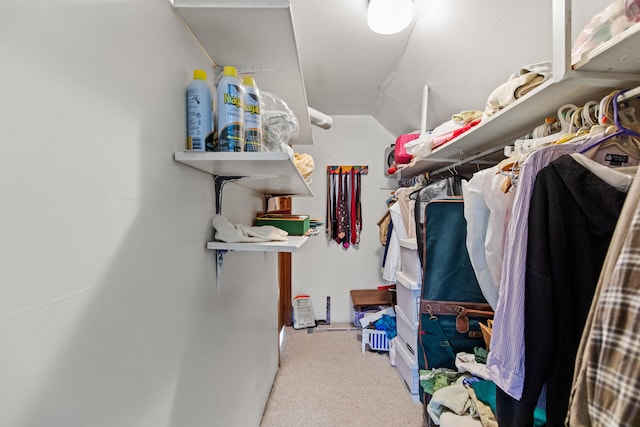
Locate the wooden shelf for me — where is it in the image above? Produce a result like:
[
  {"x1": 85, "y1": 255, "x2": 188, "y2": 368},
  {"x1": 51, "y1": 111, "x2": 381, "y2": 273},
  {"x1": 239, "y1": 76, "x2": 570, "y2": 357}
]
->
[
  {"x1": 398, "y1": 21, "x2": 640, "y2": 179},
  {"x1": 174, "y1": 151, "x2": 313, "y2": 197},
  {"x1": 207, "y1": 235, "x2": 308, "y2": 252},
  {"x1": 171, "y1": 0, "x2": 313, "y2": 145}
]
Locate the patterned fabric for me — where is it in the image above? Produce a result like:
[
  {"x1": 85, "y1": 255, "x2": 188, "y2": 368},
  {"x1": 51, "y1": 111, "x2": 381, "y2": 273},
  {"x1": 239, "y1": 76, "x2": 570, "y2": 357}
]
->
[
  {"x1": 486, "y1": 142, "x2": 582, "y2": 399},
  {"x1": 486, "y1": 128, "x2": 610, "y2": 400},
  {"x1": 567, "y1": 166, "x2": 640, "y2": 426}
]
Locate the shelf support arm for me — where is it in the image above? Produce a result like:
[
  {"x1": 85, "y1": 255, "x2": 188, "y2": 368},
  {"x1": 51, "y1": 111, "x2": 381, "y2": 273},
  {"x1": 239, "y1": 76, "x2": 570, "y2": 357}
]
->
[
  {"x1": 216, "y1": 249, "x2": 230, "y2": 288},
  {"x1": 213, "y1": 175, "x2": 244, "y2": 215},
  {"x1": 552, "y1": 0, "x2": 571, "y2": 81},
  {"x1": 212, "y1": 175, "x2": 243, "y2": 288}
]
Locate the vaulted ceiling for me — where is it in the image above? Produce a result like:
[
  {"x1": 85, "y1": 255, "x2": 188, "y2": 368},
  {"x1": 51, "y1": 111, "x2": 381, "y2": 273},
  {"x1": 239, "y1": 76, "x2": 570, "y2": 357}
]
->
[{"x1": 291, "y1": 0, "x2": 610, "y2": 137}]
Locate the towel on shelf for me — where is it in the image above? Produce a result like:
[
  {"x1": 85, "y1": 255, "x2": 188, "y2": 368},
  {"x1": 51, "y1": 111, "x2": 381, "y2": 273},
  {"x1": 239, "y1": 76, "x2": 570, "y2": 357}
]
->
[
  {"x1": 482, "y1": 62, "x2": 551, "y2": 121},
  {"x1": 212, "y1": 215, "x2": 288, "y2": 243}
]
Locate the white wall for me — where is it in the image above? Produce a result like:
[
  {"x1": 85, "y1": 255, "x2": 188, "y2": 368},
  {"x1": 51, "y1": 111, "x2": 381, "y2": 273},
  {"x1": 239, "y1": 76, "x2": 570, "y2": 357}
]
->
[
  {"x1": 0, "y1": 1, "x2": 277, "y2": 426},
  {"x1": 291, "y1": 116, "x2": 397, "y2": 324}
]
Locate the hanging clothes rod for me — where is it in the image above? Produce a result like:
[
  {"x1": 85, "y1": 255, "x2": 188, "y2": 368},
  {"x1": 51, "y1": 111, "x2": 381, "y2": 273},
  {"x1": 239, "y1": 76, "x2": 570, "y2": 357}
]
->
[
  {"x1": 428, "y1": 145, "x2": 505, "y2": 177},
  {"x1": 619, "y1": 85, "x2": 640, "y2": 103}
]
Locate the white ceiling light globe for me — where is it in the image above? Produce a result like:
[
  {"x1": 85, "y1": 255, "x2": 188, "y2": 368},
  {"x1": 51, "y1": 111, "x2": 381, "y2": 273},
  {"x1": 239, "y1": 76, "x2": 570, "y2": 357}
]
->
[{"x1": 367, "y1": 0, "x2": 412, "y2": 35}]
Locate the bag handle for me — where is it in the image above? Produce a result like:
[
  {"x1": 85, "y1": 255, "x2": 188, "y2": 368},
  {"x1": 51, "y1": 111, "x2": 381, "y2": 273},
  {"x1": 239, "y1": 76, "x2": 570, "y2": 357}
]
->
[
  {"x1": 421, "y1": 299, "x2": 494, "y2": 334},
  {"x1": 420, "y1": 299, "x2": 493, "y2": 315}
]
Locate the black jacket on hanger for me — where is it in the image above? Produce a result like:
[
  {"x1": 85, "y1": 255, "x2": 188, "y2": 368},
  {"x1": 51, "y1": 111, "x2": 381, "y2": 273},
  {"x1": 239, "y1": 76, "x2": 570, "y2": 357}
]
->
[{"x1": 497, "y1": 154, "x2": 629, "y2": 427}]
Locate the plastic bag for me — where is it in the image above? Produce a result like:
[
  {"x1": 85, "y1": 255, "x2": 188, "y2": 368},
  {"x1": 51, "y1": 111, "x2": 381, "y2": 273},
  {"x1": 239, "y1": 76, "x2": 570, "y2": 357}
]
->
[
  {"x1": 260, "y1": 90, "x2": 299, "y2": 151},
  {"x1": 294, "y1": 152, "x2": 314, "y2": 184},
  {"x1": 572, "y1": 0, "x2": 635, "y2": 62},
  {"x1": 627, "y1": 0, "x2": 640, "y2": 21}
]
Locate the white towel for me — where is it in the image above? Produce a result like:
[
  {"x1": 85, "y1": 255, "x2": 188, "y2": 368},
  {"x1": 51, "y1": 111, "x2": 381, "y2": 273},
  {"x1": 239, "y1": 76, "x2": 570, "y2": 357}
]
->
[
  {"x1": 212, "y1": 215, "x2": 288, "y2": 243},
  {"x1": 427, "y1": 378, "x2": 474, "y2": 425},
  {"x1": 455, "y1": 352, "x2": 492, "y2": 380},
  {"x1": 482, "y1": 62, "x2": 551, "y2": 120}
]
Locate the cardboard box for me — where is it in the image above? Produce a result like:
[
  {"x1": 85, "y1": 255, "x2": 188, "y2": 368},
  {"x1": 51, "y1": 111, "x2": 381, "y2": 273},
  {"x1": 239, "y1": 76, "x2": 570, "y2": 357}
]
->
[
  {"x1": 350, "y1": 289, "x2": 393, "y2": 311},
  {"x1": 256, "y1": 214, "x2": 310, "y2": 235}
]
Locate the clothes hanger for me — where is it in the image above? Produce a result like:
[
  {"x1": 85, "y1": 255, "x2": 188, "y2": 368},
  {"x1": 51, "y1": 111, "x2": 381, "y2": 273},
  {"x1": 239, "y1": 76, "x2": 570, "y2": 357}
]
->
[
  {"x1": 581, "y1": 101, "x2": 599, "y2": 129},
  {"x1": 598, "y1": 90, "x2": 620, "y2": 126},
  {"x1": 570, "y1": 106, "x2": 584, "y2": 132},
  {"x1": 579, "y1": 90, "x2": 640, "y2": 154},
  {"x1": 557, "y1": 103, "x2": 578, "y2": 133},
  {"x1": 408, "y1": 182, "x2": 427, "y2": 200},
  {"x1": 407, "y1": 173, "x2": 432, "y2": 200}
]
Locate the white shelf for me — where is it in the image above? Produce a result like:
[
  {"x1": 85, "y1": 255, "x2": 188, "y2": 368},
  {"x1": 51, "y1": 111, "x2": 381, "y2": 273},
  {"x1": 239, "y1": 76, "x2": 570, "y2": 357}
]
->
[
  {"x1": 171, "y1": 0, "x2": 313, "y2": 145},
  {"x1": 207, "y1": 235, "x2": 308, "y2": 252},
  {"x1": 174, "y1": 151, "x2": 313, "y2": 197},
  {"x1": 398, "y1": 21, "x2": 640, "y2": 179},
  {"x1": 574, "y1": 21, "x2": 640, "y2": 73}
]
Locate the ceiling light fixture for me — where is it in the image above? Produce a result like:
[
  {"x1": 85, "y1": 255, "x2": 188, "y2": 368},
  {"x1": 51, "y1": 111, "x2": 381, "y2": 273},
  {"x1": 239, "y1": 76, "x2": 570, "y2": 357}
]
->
[{"x1": 367, "y1": 0, "x2": 412, "y2": 35}]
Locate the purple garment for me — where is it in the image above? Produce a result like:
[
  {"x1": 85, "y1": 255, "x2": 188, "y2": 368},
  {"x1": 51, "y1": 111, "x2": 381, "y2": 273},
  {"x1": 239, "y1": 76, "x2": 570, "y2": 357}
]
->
[{"x1": 487, "y1": 142, "x2": 583, "y2": 400}]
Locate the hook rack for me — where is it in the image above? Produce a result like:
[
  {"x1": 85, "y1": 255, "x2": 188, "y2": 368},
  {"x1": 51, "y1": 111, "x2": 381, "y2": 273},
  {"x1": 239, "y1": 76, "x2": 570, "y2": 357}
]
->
[{"x1": 327, "y1": 165, "x2": 369, "y2": 174}]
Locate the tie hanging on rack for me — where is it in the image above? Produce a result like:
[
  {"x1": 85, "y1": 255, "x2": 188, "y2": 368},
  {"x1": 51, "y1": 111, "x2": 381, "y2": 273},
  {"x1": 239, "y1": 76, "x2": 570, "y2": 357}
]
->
[{"x1": 326, "y1": 166, "x2": 368, "y2": 249}]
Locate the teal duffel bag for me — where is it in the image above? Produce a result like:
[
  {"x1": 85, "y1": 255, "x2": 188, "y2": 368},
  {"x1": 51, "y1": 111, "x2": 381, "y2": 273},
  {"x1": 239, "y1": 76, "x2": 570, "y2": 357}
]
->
[{"x1": 417, "y1": 197, "x2": 493, "y2": 372}]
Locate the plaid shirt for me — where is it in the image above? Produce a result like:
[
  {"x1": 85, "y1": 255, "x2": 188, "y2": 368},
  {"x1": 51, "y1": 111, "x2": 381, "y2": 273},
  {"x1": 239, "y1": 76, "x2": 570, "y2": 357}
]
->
[{"x1": 567, "y1": 167, "x2": 640, "y2": 426}]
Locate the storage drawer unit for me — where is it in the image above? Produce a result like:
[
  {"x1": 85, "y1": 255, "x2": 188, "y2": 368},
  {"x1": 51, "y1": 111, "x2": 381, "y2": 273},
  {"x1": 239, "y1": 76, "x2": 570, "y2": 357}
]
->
[
  {"x1": 399, "y1": 237, "x2": 421, "y2": 283},
  {"x1": 395, "y1": 305, "x2": 418, "y2": 357},
  {"x1": 394, "y1": 335, "x2": 420, "y2": 400},
  {"x1": 395, "y1": 270, "x2": 421, "y2": 324}
]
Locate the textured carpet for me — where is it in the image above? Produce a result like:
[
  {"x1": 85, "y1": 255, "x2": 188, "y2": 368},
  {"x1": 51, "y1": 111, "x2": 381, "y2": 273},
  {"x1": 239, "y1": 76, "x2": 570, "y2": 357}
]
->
[{"x1": 260, "y1": 325, "x2": 424, "y2": 426}]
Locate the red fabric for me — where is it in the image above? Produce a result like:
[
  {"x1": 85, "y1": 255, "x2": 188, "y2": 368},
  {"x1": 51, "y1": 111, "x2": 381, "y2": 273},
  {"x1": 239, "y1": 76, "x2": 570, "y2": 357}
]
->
[
  {"x1": 431, "y1": 119, "x2": 481, "y2": 150},
  {"x1": 394, "y1": 133, "x2": 420, "y2": 164}
]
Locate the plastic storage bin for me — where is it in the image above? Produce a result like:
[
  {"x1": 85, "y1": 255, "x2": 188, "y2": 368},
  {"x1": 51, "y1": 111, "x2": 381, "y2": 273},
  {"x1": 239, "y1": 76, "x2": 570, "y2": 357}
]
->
[
  {"x1": 395, "y1": 270, "x2": 421, "y2": 324},
  {"x1": 395, "y1": 305, "x2": 418, "y2": 357},
  {"x1": 361, "y1": 329, "x2": 390, "y2": 353},
  {"x1": 399, "y1": 238, "x2": 421, "y2": 283},
  {"x1": 395, "y1": 334, "x2": 420, "y2": 400}
]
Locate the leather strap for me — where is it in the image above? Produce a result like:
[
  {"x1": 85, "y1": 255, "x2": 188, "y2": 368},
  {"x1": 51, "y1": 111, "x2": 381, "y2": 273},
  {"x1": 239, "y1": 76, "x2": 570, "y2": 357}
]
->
[{"x1": 421, "y1": 299, "x2": 494, "y2": 334}]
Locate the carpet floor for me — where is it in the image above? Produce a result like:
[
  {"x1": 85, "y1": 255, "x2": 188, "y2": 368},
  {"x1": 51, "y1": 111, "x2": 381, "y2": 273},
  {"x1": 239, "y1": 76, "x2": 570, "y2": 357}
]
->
[{"x1": 260, "y1": 325, "x2": 424, "y2": 426}]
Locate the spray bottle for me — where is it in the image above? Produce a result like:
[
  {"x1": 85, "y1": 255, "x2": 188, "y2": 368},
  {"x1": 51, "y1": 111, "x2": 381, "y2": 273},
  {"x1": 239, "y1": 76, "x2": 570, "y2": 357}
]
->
[
  {"x1": 186, "y1": 69, "x2": 213, "y2": 151},
  {"x1": 242, "y1": 76, "x2": 263, "y2": 152},
  {"x1": 216, "y1": 66, "x2": 244, "y2": 152}
]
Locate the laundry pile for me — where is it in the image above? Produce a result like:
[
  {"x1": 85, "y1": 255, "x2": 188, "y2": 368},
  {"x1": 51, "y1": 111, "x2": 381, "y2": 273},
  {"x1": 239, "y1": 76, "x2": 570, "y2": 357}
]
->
[{"x1": 419, "y1": 350, "x2": 546, "y2": 427}]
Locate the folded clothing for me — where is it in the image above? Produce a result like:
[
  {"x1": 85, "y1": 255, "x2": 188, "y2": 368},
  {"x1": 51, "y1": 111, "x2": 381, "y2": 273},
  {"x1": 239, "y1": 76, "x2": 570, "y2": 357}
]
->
[
  {"x1": 482, "y1": 62, "x2": 551, "y2": 120},
  {"x1": 212, "y1": 215, "x2": 288, "y2": 243},
  {"x1": 431, "y1": 118, "x2": 481, "y2": 150}
]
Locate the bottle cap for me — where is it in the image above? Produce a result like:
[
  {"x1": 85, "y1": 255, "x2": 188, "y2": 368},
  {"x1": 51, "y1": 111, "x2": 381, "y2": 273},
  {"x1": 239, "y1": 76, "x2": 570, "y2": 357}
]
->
[
  {"x1": 223, "y1": 66, "x2": 238, "y2": 77},
  {"x1": 242, "y1": 76, "x2": 255, "y2": 86},
  {"x1": 193, "y1": 69, "x2": 207, "y2": 80}
]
